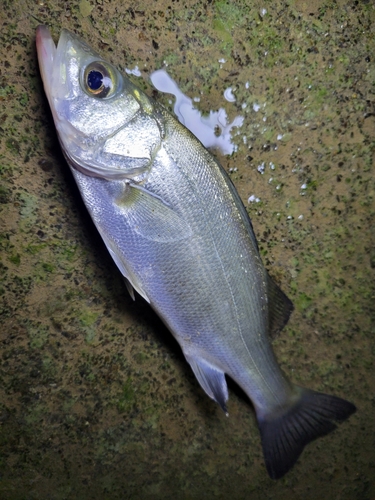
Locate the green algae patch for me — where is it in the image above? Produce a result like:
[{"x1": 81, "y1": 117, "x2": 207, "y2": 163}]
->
[
  {"x1": 0, "y1": 185, "x2": 11, "y2": 204},
  {"x1": 79, "y1": 0, "x2": 94, "y2": 18},
  {"x1": 16, "y1": 191, "x2": 39, "y2": 230},
  {"x1": 5, "y1": 137, "x2": 20, "y2": 155},
  {"x1": 212, "y1": 18, "x2": 233, "y2": 46},
  {"x1": 41, "y1": 262, "x2": 55, "y2": 273},
  {"x1": 133, "y1": 351, "x2": 149, "y2": 365},
  {"x1": 78, "y1": 309, "x2": 101, "y2": 344},
  {"x1": 24, "y1": 402, "x2": 50, "y2": 426},
  {"x1": 25, "y1": 242, "x2": 47, "y2": 255},
  {"x1": 117, "y1": 377, "x2": 136, "y2": 413},
  {"x1": 24, "y1": 320, "x2": 50, "y2": 349},
  {"x1": 79, "y1": 310, "x2": 99, "y2": 328},
  {"x1": 8, "y1": 253, "x2": 20, "y2": 265},
  {"x1": 295, "y1": 292, "x2": 313, "y2": 312}
]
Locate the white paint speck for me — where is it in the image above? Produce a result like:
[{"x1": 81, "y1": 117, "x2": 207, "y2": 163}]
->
[
  {"x1": 224, "y1": 87, "x2": 236, "y2": 102},
  {"x1": 248, "y1": 195, "x2": 261, "y2": 203},
  {"x1": 125, "y1": 65, "x2": 142, "y2": 77},
  {"x1": 257, "y1": 162, "x2": 265, "y2": 174}
]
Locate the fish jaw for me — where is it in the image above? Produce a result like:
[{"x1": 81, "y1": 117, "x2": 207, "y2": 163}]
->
[
  {"x1": 36, "y1": 26, "x2": 91, "y2": 162},
  {"x1": 36, "y1": 26, "x2": 100, "y2": 104},
  {"x1": 36, "y1": 26, "x2": 57, "y2": 123}
]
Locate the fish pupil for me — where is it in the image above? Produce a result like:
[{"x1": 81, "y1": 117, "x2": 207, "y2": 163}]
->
[{"x1": 87, "y1": 70, "x2": 103, "y2": 91}]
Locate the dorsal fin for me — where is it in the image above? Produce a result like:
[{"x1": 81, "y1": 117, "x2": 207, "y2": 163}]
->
[{"x1": 267, "y1": 273, "x2": 294, "y2": 340}]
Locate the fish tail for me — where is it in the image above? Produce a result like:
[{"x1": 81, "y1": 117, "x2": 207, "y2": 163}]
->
[{"x1": 257, "y1": 387, "x2": 356, "y2": 479}]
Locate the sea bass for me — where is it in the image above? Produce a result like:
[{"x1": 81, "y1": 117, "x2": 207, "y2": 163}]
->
[{"x1": 36, "y1": 26, "x2": 356, "y2": 479}]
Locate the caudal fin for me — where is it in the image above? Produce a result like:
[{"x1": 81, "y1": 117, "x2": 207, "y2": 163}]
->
[{"x1": 258, "y1": 388, "x2": 356, "y2": 479}]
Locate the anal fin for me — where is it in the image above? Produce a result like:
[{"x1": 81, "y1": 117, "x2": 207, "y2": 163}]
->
[{"x1": 185, "y1": 355, "x2": 229, "y2": 415}]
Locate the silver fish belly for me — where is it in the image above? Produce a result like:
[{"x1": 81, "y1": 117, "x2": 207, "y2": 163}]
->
[{"x1": 36, "y1": 26, "x2": 356, "y2": 479}]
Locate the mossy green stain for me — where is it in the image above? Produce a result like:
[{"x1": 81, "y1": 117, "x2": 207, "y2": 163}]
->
[
  {"x1": 295, "y1": 292, "x2": 313, "y2": 312},
  {"x1": 25, "y1": 320, "x2": 50, "y2": 349},
  {"x1": 41, "y1": 262, "x2": 54, "y2": 273},
  {"x1": 117, "y1": 377, "x2": 136, "y2": 413},
  {"x1": 8, "y1": 253, "x2": 20, "y2": 265},
  {"x1": 79, "y1": 310, "x2": 99, "y2": 327}
]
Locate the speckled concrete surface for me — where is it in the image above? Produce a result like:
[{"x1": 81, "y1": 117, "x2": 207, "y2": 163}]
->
[{"x1": 0, "y1": 0, "x2": 374, "y2": 498}]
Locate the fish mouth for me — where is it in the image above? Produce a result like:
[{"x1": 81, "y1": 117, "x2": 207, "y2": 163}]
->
[
  {"x1": 36, "y1": 26, "x2": 85, "y2": 167},
  {"x1": 36, "y1": 26, "x2": 102, "y2": 98},
  {"x1": 36, "y1": 25, "x2": 59, "y2": 124},
  {"x1": 37, "y1": 25, "x2": 75, "y2": 148},
  {"x1": 36, "y1": 26, "x2": 56, "y2": 95},
  {"x1": 36, "y1": 26, "x2": 77, "y2": 104},
  {"x1": 36, "y1": 26, "x2": 94, "y2": 146},
  {"x1": 36, "y1": 26, "x2": 72, "y2": 123}
]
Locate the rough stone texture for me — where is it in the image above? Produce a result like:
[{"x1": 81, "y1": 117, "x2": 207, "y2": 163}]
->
[{"x1": 0, "y1": 0, "x2": 374, "y2": 498}]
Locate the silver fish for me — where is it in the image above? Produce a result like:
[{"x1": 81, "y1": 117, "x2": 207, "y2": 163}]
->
[{"x1": 36, "y1": 26, "x2": 356, "y2": 479}]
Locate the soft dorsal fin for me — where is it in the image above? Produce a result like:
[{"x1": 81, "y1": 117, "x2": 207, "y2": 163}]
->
[{"x1": 267, "y1": 273, "x2": 294, "y2": 340}]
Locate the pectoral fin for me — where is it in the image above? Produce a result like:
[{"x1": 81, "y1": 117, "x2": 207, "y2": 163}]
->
[
  {"x1": 88, "y1": 183, "x2": 192, "y2": 302},
  {"x1": 115, "y1": 184, "x2": 192, "y2": 243},
  {"x1": 185, "y1": 355, "x2": 229, "y2": 415}
]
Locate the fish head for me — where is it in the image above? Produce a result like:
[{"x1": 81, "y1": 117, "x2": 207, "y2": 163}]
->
[{"x1": 36, "y1": 26, "x2": 161, "y2": 180}]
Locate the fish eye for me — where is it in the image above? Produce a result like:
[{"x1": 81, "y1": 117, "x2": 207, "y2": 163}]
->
[{"x1": 82, "y1": 61, "x2": 117, "y2": 98}]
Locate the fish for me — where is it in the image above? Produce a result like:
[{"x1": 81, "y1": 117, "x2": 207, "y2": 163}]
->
[{"x1": 36, "y1": 26, "x2": 356, "y2": 479}]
